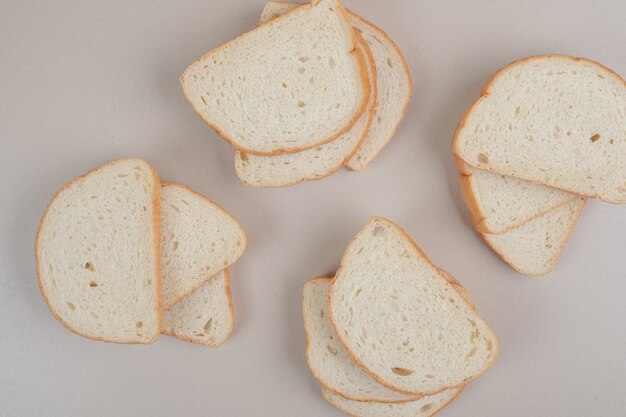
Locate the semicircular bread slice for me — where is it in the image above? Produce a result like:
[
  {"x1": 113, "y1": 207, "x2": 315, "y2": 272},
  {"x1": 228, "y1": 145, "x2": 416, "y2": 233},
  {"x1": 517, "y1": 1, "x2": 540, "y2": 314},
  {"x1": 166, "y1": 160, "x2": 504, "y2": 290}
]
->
[
  {"x1": 322, "y1": 386, "x2": 463, "y2": 417},
  {"x1": 260, "y1": 2, "x2": 412, "y2": 170},
  {"x1": 234, "y1": 34, "x2": 376, "y2": 187},
  {"x1": 159, "y1": 183, "x2": 247, "y2": 310},
  {"x1": 162, "y1": 269, "x2": 234, "y2": 347},
  {"x1": 35, "y1": 158, "x2": 161, "y2": 343},
  {"x1": 481, "y1": 197, "x2": 586, "y2": 276},
  {"x1": 457, "y1": 161, "x2": 578, "y2": 234},
  {"x1": 453, "y1": 55, "x2": 626, "y2": 203},
  {"x1": 181, "y1": 0, "x2": 370, "y2": 156},
  {"x1": 329, "y1": 217, "x2": 498, "y2": 395},
  {"x1": 303, "y1": 277, "x2": 419, "y2": 403}
]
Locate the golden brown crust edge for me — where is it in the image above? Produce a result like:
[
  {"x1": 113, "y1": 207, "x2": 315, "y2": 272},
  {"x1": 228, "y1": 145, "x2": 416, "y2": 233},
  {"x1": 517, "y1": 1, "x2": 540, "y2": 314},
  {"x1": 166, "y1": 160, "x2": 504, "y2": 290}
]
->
[
  {"x1": 159, "y1": 182, "x2": 248, "y2": 310},
  {"x1": 451, "y1": 54, "x2": 626, "y2": 204},
  {"x1": 327, "y1": 217, "x2": 499, "y2": 396},
  {"x1": 161, "y1": 269, "x2": 235, "y2": 348},
  {"x1": 35, "y1": 158, "x2": 162, "y2": 344},
  {"x1": 180, "y1": 0, "x2": 371, "y2": 157},
  {"x1": 234, "y1": 34, "x2": 377, "y2": 188}
]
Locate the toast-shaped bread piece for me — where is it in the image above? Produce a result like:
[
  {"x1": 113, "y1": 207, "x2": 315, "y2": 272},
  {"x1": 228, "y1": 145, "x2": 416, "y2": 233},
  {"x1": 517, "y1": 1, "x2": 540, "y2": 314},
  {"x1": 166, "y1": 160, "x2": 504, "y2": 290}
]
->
[
  {"x1": 159, "y1": 183, "x2": 246, "y2": 309},
  {"x1": 303, "y1": 277, "x2": 418, "y2": 403},
  {"x1": 260, "y1": 2, "x2": 412, "y2": 170},
  {"x1": 181, "y1": 0, "x2": 369, "y2": 155},
  {"x1": 162, "y1": 269, "x2": 234, "y2": 347},
  {"x1": 234, "y1": 34, "x2": 376, "y2": 187},
  {"x1": 329, "y1": 218, "x2": 498, "y2": 395},
  {"x1": 453, "y1": 55, "x2": 626, "y2": 203},
  {"x1": 458, "y1": 162, "x2": 578, "y2": 234},
  {"x1": 481, "y1": 197, "x2": 586, "y2": 275},
  {"x1": 35, "y1": 159, "x2": 161, "y2": 343},
  {"x1": 322, "y1": 386, "x2": 463, "y2": 417}
]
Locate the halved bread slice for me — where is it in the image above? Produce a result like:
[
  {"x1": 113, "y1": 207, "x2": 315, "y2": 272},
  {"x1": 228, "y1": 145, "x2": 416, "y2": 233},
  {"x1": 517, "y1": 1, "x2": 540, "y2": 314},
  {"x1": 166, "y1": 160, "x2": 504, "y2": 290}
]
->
[
  {"x1": 322, "y1": 386, "x2": 463, "y2": 417},
  {"x1": 162, "y1": 269, "x2": 234, "y2": 347},
  {"x1": 453, "y1": 55, "x2": 626, "y2": 203},
  {"x1": 181, "y1": 0, "x2": 370, "y2": 156},
  {"x1": 260, "y1": 2, "x2": 412, "y2": 170},
  {"x1": 233, "y1": 33, "x2": 376, "y2": 187},
  {"x1": 457, "y1": 161, "x2": 578, "y2": 234},
  {"x1": 303, "y1": 277, "x2": 418, "y2": 403},
  {"x1": 35, "y1": 158, "x2": 161, "y2": 343},
  {"x1": 481, "y1": 197, "x2": 586, "y2": 275},
  {"x1": 329, "y1": 217, "x2": 498, "y2": 395},
  {"x1": 159, "y1": 183, "x2": 246, "y2": 310}
]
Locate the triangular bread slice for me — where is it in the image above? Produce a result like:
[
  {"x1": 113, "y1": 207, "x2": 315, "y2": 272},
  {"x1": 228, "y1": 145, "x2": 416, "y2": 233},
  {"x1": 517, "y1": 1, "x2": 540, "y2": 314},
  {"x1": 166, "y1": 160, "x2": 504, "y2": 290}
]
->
[
  {"x1": 35, "y1": 158, "x2": 161, "y2": 343},
  {"x1": 233, "y1": 33, "x2": 376, "y2": 187},
  {"x1": 329, "y1": 217, "x2": 498, "y2": 395},
  {"x1": 162, "y1": 269, "x2": 234, "y2": 347},
  {"x1": 453, "y1": 55, "x2": 626, "y2": 203},
  {"x1": 260, "y1": 2, "x2": 412, "y2": 170},
  {"x1": 481, "y1": 197, "x2": 586, "y2": 275},
  {"x1": 159, "y1": 183, "x2": 246, "y2": 310},
  {"x1": 322, "y1": 386, "x2": 463, "y2": 417},
  {"x1": 303, "y1": 277, "x2": 418, "y2": 403},
  {"x1": 181, "y1": 0, "x2": 370, "y2": 156},
  {"x1": 457, "y1": 161, "x2": 578, "y2": 234}
]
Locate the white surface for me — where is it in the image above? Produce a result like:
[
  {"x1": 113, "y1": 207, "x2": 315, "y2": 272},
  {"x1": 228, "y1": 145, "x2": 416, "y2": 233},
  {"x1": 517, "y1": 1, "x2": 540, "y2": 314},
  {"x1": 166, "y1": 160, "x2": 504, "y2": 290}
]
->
[{"x1": 0, "y1": 0, "x2": 624, "y2": 416}]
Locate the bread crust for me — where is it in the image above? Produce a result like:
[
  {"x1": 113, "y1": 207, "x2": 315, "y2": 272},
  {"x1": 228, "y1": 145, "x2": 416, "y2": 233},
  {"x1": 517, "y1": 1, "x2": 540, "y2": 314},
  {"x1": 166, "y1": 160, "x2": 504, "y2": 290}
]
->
[
  {"x1": 234, "y1": 34, "x2": 377, "y2": 188},
  {"x1": 322, "y1": 385, "x2": 465, "y2": 417},
  {"x1": 328, "y1": 217, "x2": 499, "y2": 396},
  {"x1": 451, "y1": 54, "x2": 626, "y2": 203},
  {"x1": 345, "y1": 9, "x2": 412, "y2": 171},
  {"x1": 161, "y1": 268, "x2": 234, "y2": 348},
  {"x1": 480, "y1": 198, "x2": 587, "y2": 276},
  {"x1": 159, "y1": 182, "x2": 248, "y2": 310},
  {"x1": 180, "y1": 0, "x2": 371, "y2": 156},
  {"x1": 303, "y1": 277, "x2": 422, "y2": 404},
  {"x1": 35, "y1": 158, "x2": 162, "y2": 344}
]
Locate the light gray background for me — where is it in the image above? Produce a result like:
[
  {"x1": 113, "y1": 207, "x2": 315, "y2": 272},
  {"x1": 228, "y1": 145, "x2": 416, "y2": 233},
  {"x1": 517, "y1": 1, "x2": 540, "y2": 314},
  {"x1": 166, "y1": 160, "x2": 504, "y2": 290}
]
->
[{"x1": 1, "y1": 0, "x2": 624, "y2": 416}]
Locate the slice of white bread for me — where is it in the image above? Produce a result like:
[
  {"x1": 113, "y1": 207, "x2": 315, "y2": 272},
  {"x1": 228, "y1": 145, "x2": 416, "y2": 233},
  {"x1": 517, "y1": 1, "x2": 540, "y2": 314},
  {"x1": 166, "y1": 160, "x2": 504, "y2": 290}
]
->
[
  {"x1": 181, "y1": 0, "x2": 370, "y2": 155},
  {"x1": 260, "y1": 2, "x2": 412, "y2": 170},
  {"x1": 329, "y1": 217, "x2": 498, "y2": 395},
  {"x1": 481, "y1": 197, "x2": 586, "y2": 276},
  {"x1": 458, "y1": 162, "x2": 578, "y2": 234},
  {"x1": 233, "y1": 34, "x2": 376, "y2": 187},
  {"x1": 35, "y1": 158, "x2": 161, "y2": 343},
  {"x1": 322, "y1": 386, "x2": 463, "y2": 417},
  {"x1": 162, "y1": 269, "x2": 234, "y2": 347},
  {"x1": 303, "y1": 277, "x2": 418, "y2": 403},
  {"x1": 453, "y1": 55, "x2": 626, "y2": 203},
  {"x1": 160, "y1": 183, "x2": 247, "y2": 310}
]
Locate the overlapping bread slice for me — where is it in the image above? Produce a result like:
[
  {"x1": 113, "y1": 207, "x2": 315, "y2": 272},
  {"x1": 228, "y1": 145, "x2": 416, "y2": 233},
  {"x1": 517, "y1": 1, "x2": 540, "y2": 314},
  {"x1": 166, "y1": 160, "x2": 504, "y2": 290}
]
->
[
  {"x1": 481, "y1": 197, "x2": 586, "y2": 275},
  {"x1": 159, "y1": 183, "x2": 247, "y2": 310},
  {"x1": 181, "y1": 0, "x2": 370, "y2": 155},
  {"x1": 453, "y1": 55, "x2": 626, "y2": 203},
  {"x1": 162, "y1": 269, "x2": 234, "y2": 347},
  {"x1": 234, "y1": 32, "x2": 377, "y2": 187},
  {"x1": 35, "y1": 159, "x2": 161, "y2": 343},
  {"x1": 322, "y1": 386, "x2": 463, "y2": 417},
  {"x1": 329, "y1": 218, "x2": 498, "y2": 395},
  {"x1": 260, "y1": 2, "x2": 412, "y2": 170}
]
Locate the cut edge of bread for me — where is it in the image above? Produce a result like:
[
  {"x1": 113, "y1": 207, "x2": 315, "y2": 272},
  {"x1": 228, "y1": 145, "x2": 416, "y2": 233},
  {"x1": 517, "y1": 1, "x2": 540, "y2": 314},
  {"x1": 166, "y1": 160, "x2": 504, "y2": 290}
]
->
[
  {"x1": 160, "y1": 182, "x2": 248, "y2": 310},
  {"x1": 328, "y1": 217, "x2": 499, "y2": 396},
  {"x1": 35, "y1": 158, "x2": 162, "y2": 344},
  {"x1": 181, "y1": 0, "x2": 371, "y2": 156},
  {"x1": 162, "y1": 269, "x2": 235, "y2": 348},
  {"x1": 451, "y1": 54, "x2": 626, "y2": 203}
]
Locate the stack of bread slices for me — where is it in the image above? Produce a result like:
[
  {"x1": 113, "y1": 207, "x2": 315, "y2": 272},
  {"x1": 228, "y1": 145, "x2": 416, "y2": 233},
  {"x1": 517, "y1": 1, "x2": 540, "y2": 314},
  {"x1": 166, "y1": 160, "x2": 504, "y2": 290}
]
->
[
  {"x1": 36, "y1": 158, "x2": 247, "y2": 346},
  {"x1": 180, "y1": 0, "x2": 411, "y2": 187},
  {"x1": 453, "y1": 55, "x2": 626, "y2": 275},
  {"x1": 304, "y1": 217, "x2": 498, "y2": 417}
]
